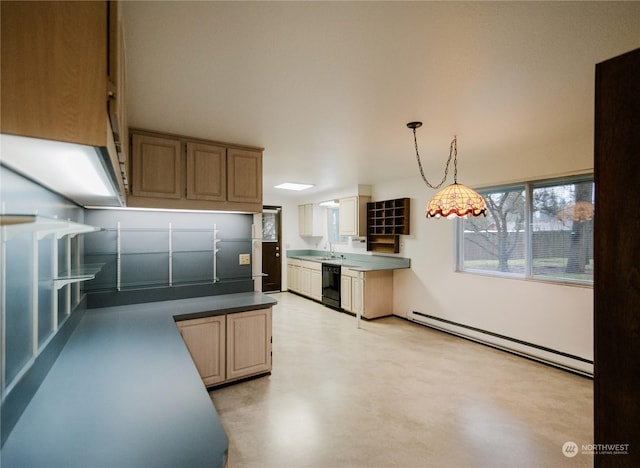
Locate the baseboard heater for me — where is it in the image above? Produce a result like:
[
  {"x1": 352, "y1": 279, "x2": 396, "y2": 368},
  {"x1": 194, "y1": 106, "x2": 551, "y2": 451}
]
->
[{"x1": 408, "y1": 310, "x2": 593, "y2": 377}]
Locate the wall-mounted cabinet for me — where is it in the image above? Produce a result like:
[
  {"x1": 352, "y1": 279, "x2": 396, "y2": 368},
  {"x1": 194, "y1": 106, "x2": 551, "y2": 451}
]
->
[
  {"x1": 127, "y1": 129, "x2": 263, "y2": 213},
  {"x1": 131, "y1": 134, "x2": 182, "y2": 199},
  {"x1": 187, "y1": 142, "x2": 227, "y2": 201},
  {"x1": 298, "y1": 204, "x2": 323, "y2": 237},
  {"x1": 176, "y1": 307, "x2": 272, "y2": 388},
  {"x1": 1, "y1": 0, "x2": 128, "y2": 200},
  {"x1": 339, "y1": 196, "x2": 370, "y2": 237},
  {"x1": 366, "y1": 198, "x2": 410, "y2": 253}
]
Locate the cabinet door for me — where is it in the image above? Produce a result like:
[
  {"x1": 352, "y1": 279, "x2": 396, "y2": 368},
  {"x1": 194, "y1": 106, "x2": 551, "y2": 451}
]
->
[
  {"x1": 304, "y1": 204, "x2": 314, "y2": 236},
  {"x1": 360, "y1": 270, "x2": 393, "y2": 319},
  {"x1": 1, "y1": 1, "x2": 108, "y2": 146},
  {"x1": 299, "y1": 268, "x2": 311, "y2": 297},
  {"x1": 227, "y1": 148, "x2": 262, "y2": 204},
  {"x1": 186, "y1": 142, "x2": 226, "y2": 201},
  {"x1": 341, "y1": 275, "x2": 352, "y2": 311},
  {"x1": 131, "y1": 133, "x2": 182, "y2": 199},
  {"x1": 177, "y1": 315, "x2": 226, "y2": 387},
  {"x1": 226, "y1": 308, "x2": 272, "y2": 381},
  {"x1": 310, "y1": 269, "x2": 322, "y2": 301},
  {"x1": 298, "y1": 205, "x2": 308, "y2": 236},
  {"x1": 339, "y1": 196, "x2": 370, "y2": 237},
  {"x1": 339, "y1": 197, "x2": 358, "y2": 237},
  {"x1": 352, "y1": 276, "x2": 363, "y2": 315},
  {"x1": 287, "y1": 263, "x2": 298, "y2": 292}
]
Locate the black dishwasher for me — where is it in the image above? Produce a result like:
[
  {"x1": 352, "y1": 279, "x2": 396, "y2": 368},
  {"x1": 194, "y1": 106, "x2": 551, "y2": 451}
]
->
[{"x1": 321, "y1": 263, "x2": 341, "y2": 310}]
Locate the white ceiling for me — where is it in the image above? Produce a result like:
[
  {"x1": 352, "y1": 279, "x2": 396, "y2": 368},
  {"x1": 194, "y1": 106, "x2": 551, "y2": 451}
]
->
[{"x1": 122, "y1": 1, "x2": 640, "y2": 200}]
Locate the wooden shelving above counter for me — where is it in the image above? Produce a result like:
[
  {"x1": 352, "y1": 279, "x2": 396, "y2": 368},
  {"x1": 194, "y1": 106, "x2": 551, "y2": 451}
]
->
[{"x1": 366, "y1": 198, "x2": 410, "y2": 254}]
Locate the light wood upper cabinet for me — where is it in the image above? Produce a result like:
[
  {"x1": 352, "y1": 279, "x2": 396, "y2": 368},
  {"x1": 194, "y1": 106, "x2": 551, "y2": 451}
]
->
[
  {"x1": 186, "y1": 142, "x2": 226, "y2": 201},
  {"x1": 128, "y1": 129, "x2": 263, "y2": 212},
  {"x1": 339, "y1": 196, "x2": 370, "y2": 237},
  {"x1": 227, "y1": 148, "x2": 262, "y2": 204},
  {"x1": 1, "y1": 0, "x2": 128, "y2": 198},
  {"x1": 131, "y1": 134, "x2": 182, "y2": 199},
  {"x1": 1, "y1": 1, "x2": 107, "y2": 145},
  {"x1": 177, "y1": 315, "x2": 226, "y2": 387},
  {"x1": 298, "y1": 204, "x2": 323, "y2": 237}
]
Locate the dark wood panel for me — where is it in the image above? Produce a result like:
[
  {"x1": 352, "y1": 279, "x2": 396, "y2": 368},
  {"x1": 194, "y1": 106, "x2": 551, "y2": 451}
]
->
[{"x1": 594, "y1": 47, "x2": 640, "y2": 467}]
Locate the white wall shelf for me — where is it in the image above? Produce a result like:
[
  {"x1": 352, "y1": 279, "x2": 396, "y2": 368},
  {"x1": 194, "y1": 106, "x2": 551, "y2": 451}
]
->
[{"x1": 53, "y1": 264, "x2": 105, "y2": 290}]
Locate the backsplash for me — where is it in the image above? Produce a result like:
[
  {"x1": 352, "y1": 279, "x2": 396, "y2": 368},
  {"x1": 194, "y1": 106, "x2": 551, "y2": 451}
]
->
[{"x1": 83, "y1": 208, "x2": 256, "y2": 308}]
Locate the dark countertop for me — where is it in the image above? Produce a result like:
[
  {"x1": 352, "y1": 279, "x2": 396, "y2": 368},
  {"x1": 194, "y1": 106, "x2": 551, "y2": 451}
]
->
[{"x1": 1, "y1": 292, "x2": 277, "y2": 468}]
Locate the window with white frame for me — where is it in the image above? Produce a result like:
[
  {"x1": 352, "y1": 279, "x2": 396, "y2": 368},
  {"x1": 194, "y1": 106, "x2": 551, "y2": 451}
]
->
[{"x1": 457, "y1": 175, "x2": 594, "y2": 284}]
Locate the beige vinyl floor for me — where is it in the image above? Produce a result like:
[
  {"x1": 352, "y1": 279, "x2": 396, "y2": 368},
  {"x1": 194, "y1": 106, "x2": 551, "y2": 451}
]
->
[{"x1": 210, "y1": 292, "x2": 593, "y2": 468}]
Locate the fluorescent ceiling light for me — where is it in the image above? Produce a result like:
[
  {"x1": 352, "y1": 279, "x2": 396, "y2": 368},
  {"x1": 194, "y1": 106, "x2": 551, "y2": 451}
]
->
[
  {"x1": 274, "y1": 182, "x2": 314, "y2": 191},
  {"x1": 319, "y1": 200, "x2": 339, "y2": 208},
  {"x1": 0, "y1": 134, "x2": 121, "y2": 206}
]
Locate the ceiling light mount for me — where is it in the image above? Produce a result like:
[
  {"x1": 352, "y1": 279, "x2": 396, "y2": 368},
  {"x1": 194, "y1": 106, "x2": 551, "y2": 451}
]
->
[{"x1": 407, "y1": 121, "x2": 487, "y2": 219}]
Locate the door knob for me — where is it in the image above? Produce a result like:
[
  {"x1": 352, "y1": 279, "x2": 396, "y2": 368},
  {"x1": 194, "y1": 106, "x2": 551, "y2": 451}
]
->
[{"x1": 276, "y1": 253, "x2": 280, "y2": 257}]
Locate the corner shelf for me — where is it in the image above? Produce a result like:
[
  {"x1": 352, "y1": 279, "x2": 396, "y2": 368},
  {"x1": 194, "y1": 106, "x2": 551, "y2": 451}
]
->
[{"x1": 366, "y1": 198, "x2": 410, "y2": 253}]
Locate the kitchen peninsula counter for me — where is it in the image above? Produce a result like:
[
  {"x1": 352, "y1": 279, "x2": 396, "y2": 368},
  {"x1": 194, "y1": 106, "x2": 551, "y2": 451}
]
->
[{"x1": 2, "y1": 292, "x2": 277, "y2": 468}]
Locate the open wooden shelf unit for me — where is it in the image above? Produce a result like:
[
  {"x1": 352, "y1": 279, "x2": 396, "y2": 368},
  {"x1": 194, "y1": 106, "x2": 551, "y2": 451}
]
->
[{"x1": 366, "y1": 198, "x2": 410, "y2": 253}]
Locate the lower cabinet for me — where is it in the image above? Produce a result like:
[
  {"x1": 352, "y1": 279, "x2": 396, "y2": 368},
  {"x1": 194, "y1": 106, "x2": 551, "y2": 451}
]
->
[
  {"x1": 341, "y1": 268, "x2": 393, "y2": 319},
  {"x1": 310, "y1": 268, "x2": 322, "y2": 302},
  {"x1": 287, "y1": 259, "x2": 322, "y2": 301},
  {"x1": 176, "y1": 307, "x2": 272, "y2": 388},
  {"x1": 176, "y1": 315, "x2": 226, "y2": 386},
  {"x1": 226, "y1": 309, "x2": 272, "y2": 381}
]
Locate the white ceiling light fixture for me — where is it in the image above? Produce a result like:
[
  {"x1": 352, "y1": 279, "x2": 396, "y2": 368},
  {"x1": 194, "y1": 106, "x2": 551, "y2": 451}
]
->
[
  {"x1": 319, "y1": 200, "x2": 339, "y2": 208},
  {"x1": 274, "y1": 182, "x2": 314, "y2": 191},
  {"x1": 0, "y1": 134, "x2": 122, "y2": 206},
  {"x1": 407, "y1": 121, "x2": 487, "y2": 219}
]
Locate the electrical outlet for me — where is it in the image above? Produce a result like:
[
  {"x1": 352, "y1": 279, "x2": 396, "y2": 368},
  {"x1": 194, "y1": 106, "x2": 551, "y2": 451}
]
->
[{"x1": 239, "y1": 253, "x2": 251, "y2": 265}]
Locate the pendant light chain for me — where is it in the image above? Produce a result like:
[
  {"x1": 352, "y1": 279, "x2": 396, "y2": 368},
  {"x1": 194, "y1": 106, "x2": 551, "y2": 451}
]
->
[
  {"x1": 451, "y1": 136, "x2": 458, "y2": 184},
  {"x1": 412, "y1": 127, "x2": 457, "y2": 189},
  {"x1": 407, "y1": 121, "x2": 486, "y2": 219}
]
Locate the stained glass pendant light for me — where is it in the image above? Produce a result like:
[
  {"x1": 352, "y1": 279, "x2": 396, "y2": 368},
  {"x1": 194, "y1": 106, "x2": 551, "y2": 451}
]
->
[{"x1": 407, "y1": 121, "x2": 487, "y2": 219}]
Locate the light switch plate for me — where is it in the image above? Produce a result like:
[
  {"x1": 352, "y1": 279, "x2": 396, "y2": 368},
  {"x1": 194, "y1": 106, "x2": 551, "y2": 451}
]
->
[{"x1": 239, "y1": 253, "x2": 251, "y2": 265}]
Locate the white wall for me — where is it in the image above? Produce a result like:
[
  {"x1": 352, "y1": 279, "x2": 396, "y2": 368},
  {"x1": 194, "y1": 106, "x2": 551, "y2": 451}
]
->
[{"x1": 373, "y1": 135, "x2": 594, "y2": 374}]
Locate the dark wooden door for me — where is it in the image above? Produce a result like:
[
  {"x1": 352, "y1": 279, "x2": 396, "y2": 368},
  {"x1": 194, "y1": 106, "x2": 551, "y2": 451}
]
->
[
  {"x1": 261, "y1": 206, "x2": 282, "y2": 292},
  {"x1": 594, "y1": 48, "x2": 640, "y2": 467}
]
